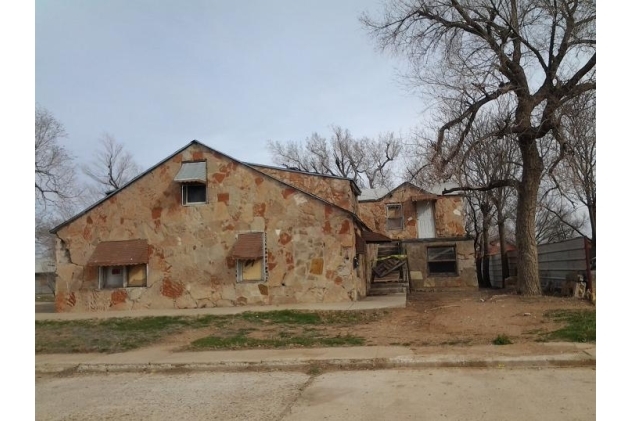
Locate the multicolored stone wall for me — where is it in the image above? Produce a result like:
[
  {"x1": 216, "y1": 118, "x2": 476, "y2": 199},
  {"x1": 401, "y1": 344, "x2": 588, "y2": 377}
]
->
[
  {"x1": 357, "y1": 185, "x2": 466, "y2": 240},
  {"x1": 404, "y1": 240, "x2": 477, "y2": 289},
  {"x1": 251, "y1": 166, "x2": 359, "y2": 214},
  {"x1": 54, "y1": 143, "x2": 364, "y2": 312}
]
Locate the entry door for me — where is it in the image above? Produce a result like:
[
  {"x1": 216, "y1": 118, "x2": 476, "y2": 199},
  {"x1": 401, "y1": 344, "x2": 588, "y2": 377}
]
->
[{"x1": 416, "y1": 201, "x2": 436, "y2": 238}]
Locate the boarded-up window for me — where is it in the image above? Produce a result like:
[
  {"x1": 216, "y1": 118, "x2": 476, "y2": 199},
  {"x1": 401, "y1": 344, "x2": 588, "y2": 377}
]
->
[
  {"x1": 427, "y1": 246, "x2": 458, "y2": 275},
  {"x1": 231, "y1": 232, "x2": 267, "y2": 282},
  {"x1": 88, "y1": 240, "x2": 149, "y2": 289},
  {"x1": 386, "y1": 204, "x2": 403, "y2": 230},
  {"x1": 99, "y1": 264, "x2": 147, "y2": 288},
  {"x1": 239, "y1": 259, "x2": 264, "y2": 281},
  {"x1": 127, "y1": 265, "x2": 148, "y2": 287}
]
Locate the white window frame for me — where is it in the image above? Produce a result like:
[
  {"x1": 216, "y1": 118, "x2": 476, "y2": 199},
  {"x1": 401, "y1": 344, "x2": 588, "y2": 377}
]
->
[
  {"x1": 181, "y1": 183, "x2": 208, "y2": 206},
  {"x1": 98, "y1": 264, "x2": 148, "y2": 289}
]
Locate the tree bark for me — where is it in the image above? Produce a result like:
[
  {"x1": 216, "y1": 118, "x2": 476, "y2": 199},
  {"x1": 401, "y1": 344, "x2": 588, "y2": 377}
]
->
[
  {"x1": 480, "y1": 203, "x2": 492, "y2": 289},
  {"x1": 516, "y1": 138, "x2": 544, "y2": 295},
  {"x1": 497, "y1": 210, "x2": 510, "y2": 288}
]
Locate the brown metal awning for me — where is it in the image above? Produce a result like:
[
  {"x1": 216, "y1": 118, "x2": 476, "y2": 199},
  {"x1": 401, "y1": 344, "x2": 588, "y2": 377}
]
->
[
  {"x1": 87, "y1": 239, "x2": 149, "y2": 266},
  {"x1": 230, "y1": 233, "x2": 264, "y2": 260}
]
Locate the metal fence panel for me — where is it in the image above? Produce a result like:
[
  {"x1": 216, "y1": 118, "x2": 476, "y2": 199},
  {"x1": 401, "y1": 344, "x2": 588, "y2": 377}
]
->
[{"x1": 538, "y1": 237, "x2": 590, "y2": 291}]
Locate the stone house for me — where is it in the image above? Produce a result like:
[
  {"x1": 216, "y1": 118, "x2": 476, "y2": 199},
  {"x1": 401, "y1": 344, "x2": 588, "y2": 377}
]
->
[
  {"x1": 357, "y1": 182, "x2": 477, "y2": 289},
  {"x1": 51, "y1": 141, "x2": 370, "y2": 312}
]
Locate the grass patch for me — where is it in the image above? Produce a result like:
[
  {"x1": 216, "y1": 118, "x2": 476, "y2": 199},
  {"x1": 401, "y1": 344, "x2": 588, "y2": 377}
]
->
[
  {"x1": 189, "y1": 332, "x2": 364, "y2": 350},
  {"x1": 241, "y1": 310, "x2": 322, "y2": 325},
  {"x1": 240, "y1": 309, "x2": 386, "y2": 325},
  {"x1": 35, "y1": 315, "x2": 227, "y2": 354},
  {"x1": 542, "y1": 309, "x2": 596, "y2": 343},
  {"x1": 36, "y1": 310, "x2": 384, "y2": 354},
  {"x1": 492, "y1": 334, "x2": 513, "y2": 345},
  {"x1": 36, "y1": 294, "x2": 55, "y2": 302}
]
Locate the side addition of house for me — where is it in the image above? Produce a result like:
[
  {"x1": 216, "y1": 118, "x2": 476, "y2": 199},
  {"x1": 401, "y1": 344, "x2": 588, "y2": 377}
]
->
[{"x1": 357, "y1": 182, "x2": 477, "y2": 289}]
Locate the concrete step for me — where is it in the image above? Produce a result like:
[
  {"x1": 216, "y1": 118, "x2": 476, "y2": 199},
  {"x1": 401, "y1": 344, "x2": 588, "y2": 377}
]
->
[
  {"x1": 368, "y1": 286, "x2": 408, "y2": 296},
  {"x1": 371, "y1": 281, "x2": 408, "y2": 289}
]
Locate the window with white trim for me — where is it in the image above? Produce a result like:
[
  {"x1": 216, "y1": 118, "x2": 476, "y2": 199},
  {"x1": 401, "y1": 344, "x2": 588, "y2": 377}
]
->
[{"x1": 182, "y1": 183, "x2": 207, "y2": 205}]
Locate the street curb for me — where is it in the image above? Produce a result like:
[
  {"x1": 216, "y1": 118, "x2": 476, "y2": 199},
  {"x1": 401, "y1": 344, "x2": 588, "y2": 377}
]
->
[{"x1": 36, "y1": 354, "x2": 595, "y2": 375}]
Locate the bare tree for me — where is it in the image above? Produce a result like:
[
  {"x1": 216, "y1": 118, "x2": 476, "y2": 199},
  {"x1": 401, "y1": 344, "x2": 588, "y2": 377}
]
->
[
  {"x1": 267, "y1": 126, "x2": 402, "y2": 188},
  {"x1": 35, "y1": 106, "x2": 82, "y2": 264},
  {"x1": 82, "y1": 133, "x2": 142, "y2": 195},
  {"x1": 535, "y1": 192, "x2": 587, "y2": 243},
  {"x1": 362, "y1": 0, "x2": 595, "y2": 295},
  {"x1": 553, "y1": 92, "x2": 596, "y2": 253},
  {"x1": 35, "y1": 106, "x2": 78, "y2": 207}
]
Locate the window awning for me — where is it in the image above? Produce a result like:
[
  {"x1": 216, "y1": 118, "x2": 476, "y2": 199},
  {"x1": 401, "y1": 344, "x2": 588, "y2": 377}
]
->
[
  {"x1": 361, "y1": 230, "x2": 391, "y2": 243},
  {"x1": 87, "y1": 239, "x2": 149, "y2": 266},
  {"x1": 174, "y1": 161, "x2": 207, "y2": 183},
  {"x1": 230, "y1": 233, "x2": 264, "y2": 260}
]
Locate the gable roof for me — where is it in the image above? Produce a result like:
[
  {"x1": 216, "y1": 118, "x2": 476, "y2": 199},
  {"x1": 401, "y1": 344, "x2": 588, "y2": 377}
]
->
[
  {"x1": 358, "y1": 181, "x2": 462, "y2": 202},
  {"x1": 51, "y1": 140, "x2": 370, "y2": 234},
  {"x1": 247, "y1": 163, "x2": 362, "y2": 196}
]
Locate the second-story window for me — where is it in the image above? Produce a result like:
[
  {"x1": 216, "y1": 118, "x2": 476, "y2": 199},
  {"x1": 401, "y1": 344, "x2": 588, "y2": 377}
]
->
[{"x1": 386, "y1": 203, "x2": 403, "y2": 230}]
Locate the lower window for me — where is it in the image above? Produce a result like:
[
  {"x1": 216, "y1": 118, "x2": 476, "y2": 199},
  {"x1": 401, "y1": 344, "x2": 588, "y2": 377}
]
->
[
  {"x1": 100, "y1": 264, "x2": 147, "y2": 288},
  {"x1": 427, "y1": 246, "x2": 458, "y2": 275},
  {"x1": 237, "y1": 259, "x2": 264, "y2": 282}
]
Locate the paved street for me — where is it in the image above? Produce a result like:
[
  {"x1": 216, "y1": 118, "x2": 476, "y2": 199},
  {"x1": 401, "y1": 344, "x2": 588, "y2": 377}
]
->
[{"x1": 36, "y1": 367, "x2": 595, "y2": 421}]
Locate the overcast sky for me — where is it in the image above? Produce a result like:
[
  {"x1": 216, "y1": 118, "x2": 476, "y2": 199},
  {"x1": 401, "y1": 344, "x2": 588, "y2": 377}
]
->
[{"x1": 36, "y1": 0, "x2": 427, "y2": 173}]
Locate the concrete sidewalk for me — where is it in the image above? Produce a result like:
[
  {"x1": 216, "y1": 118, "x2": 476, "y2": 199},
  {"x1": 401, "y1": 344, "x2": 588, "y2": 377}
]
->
[
  {"x1": 35, "y1": 342, "x2": 595, "y2": 375},
  {"x1": 35, "y1": 294, "x2": 406, "y2": 321}
]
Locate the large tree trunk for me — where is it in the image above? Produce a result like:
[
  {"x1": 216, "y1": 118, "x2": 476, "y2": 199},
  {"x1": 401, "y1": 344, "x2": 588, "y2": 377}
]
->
[{"x1": 516, "y1": 139, "x2": 544, "y2": 295}]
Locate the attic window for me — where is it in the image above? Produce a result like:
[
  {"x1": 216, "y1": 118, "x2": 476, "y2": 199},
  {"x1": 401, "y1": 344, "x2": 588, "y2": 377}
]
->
[
  {"x1": 182, "y1": 184, "x2": 207, "y2": 205},
  {"x1": 386, "y1": 203, "x2": 403, "y2": 230},
  {"x1": 175, "y1": 161, "x2": 207, "y2": 205}
]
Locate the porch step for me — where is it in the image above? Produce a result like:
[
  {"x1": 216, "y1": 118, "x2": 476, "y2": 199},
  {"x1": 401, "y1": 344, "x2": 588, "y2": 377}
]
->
[
  {"x1": 368, "y1": 286, "x2": 408, "y2": 296},
  {"x1": 368, "y1": 281, "x2": 409, "y2": 296}
]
